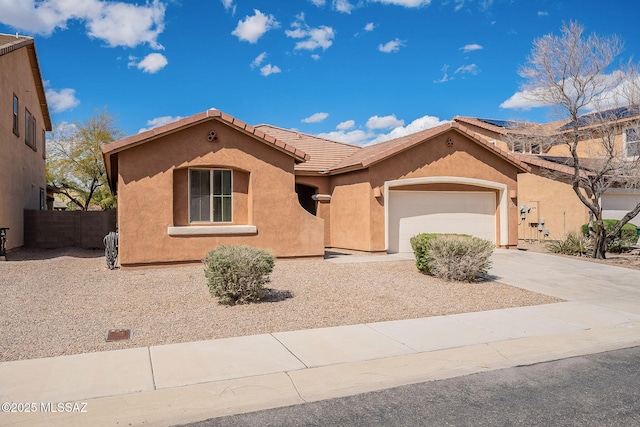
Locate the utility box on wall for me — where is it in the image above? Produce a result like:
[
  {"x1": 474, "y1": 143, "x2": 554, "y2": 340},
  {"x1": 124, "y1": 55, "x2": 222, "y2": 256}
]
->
[{"x1": 527, "y1": 201, "x2": 539, "y2": 224}]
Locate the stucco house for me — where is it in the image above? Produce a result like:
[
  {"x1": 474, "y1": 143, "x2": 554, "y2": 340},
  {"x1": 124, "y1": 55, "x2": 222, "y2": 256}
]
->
[
  {"x1": 103, "y1": 109, "x2": 531, "y2": 267},
  {"x1": 0, "y1": 34, "x2": 51, "y2": 250},
  {"x1": 454, "y1": 107, "x2": 640, "y2": 241}
]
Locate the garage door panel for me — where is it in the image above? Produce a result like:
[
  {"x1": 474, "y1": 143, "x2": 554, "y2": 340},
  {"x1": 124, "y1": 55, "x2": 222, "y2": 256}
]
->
[
  {"x1": 602, "y1": 194, "x2": 640, "y2": 226},
  {"x1": 389, "y1": 191, "x2": 496, "y2": 253}
]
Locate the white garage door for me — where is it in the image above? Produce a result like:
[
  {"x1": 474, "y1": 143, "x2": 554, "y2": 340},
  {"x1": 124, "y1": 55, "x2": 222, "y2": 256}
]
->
[
  {"x1": 602, "y1": 193, "x2": 640, "y2": 226},
  {"x1": 388, "y1": 191, "x2": 496, "y2": 253}
]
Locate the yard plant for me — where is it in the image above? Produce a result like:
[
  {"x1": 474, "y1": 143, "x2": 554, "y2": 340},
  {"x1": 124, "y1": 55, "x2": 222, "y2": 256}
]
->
[
  {"x1": 547, "y1": 231, "x2": 592, "y2": 256},
  {"x1": 410, "y1": 233, "x2": 494, "y2": 282},
  {"x1": 581, "y1": 220, "x2": 638, "y2": 253},
  {"x1": 203, "y1": 245, "x2": 274, "y2": 305}
]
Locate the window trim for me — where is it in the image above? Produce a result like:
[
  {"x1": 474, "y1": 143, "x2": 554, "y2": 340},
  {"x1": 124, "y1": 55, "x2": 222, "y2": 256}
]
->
[
  {"x1": 12, "y1": 94, "x2": 19, "y2": 136},
  {"x1": 42, "y1": 129, "x2": 46, "y2": 159},
  {"x1": 188, "y1": 168, "x2": 233, "y2": 224},
  {"x1": 624, "y1": 127, "x2": 640, "y2": 159},
  {"x1": 24, "y1": 107, "x2": 36, "y2": 151}
]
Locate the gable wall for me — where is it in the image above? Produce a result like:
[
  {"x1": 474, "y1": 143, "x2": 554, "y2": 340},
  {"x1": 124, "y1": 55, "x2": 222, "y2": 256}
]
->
[
  {"x1": 0, "y1": 46, "x2": 47, "y2": 249},
  {"x1": 327, "y1": 130, "x2": 520, "y2": 251},
  {"x1": 116, "y1": 120, "x2": 324, "y2": 265}
]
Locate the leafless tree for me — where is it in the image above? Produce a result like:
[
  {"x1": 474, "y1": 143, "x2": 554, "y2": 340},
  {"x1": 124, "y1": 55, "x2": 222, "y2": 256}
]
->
[{"x1": 514, "y1": 21, "x2": 640, "y2": 259}]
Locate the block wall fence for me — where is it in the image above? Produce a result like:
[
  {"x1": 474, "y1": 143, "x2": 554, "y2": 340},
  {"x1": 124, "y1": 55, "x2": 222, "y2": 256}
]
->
[{"x1": 24, "y1": 210, "x2": 117, "y2": 249}]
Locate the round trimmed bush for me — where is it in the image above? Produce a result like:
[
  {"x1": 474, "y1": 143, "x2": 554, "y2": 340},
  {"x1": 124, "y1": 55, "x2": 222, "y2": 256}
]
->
[{"x1": 203, "y1": 245, "x2": 274, "y2": 305}]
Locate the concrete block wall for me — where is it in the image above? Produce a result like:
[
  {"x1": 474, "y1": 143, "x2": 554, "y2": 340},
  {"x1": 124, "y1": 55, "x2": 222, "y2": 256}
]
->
[{"x1": 24, "y1": 210, "x2": 117, "y2": 249}]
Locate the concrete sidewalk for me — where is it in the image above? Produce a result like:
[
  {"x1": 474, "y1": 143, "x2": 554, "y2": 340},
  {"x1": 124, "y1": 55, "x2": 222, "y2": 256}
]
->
[{"x1": 2, "y1": 250, "x2": 640, "y2": 426}]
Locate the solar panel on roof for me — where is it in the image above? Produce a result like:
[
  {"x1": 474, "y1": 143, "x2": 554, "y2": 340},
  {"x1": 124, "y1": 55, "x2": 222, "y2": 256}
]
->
[
  {"x1": 558, "y1": 105, "x2": 640, "y2": 130},
  {"x1": 478, "y1": 118, "x2": 519, "y2": 128}
]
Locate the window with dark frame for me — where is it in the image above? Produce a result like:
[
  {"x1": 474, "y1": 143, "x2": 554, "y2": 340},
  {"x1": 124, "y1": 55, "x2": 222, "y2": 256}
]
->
[
  {"x1": 24, "y1": 108, "x2": 36, "y2": 151},
  {"x1": 625, "y1": 127, "x2": 640, "y2": 158},
  {"x1": 42, "y1": 129, "x2": 46, "y2": 159},
  {"x1": 13, "y1": 94, "x2": 19, "y2": 136},
  {"x1": 189, "y1": 169, "x2": 232, "y2": 223}
]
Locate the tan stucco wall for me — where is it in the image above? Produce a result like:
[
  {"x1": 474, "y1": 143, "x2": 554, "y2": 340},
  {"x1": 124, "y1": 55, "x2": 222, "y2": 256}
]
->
[
  {"x1": 325, "y1": 129, "x2": 521, "y2": 252},
  {"x1": 116, "y1": 120, "x2": 325, "y2": 266},
  {"x1": 0, "y1": 47, "x2": 47, "y2": 249},
  {"x1": 516, "y1": 169, "x2": 590, "y2": 241},
  {"x1": 545, "y1": 132, "x2": 627, "y2": 158}
]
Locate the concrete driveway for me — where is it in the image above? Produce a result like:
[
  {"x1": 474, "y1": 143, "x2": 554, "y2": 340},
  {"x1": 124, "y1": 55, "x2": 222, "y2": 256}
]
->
[{"x1": 489, "y1": 249, "x2": 640, "y2": 302}]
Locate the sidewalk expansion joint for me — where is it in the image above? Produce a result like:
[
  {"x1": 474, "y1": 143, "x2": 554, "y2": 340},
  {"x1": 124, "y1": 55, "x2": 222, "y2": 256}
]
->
[
  {"x1": 270, "y1": 332, "x2": 309, "y2": 368},
  {"x1": 147, "y1": 346, "x2": 157, "y2": 390}
]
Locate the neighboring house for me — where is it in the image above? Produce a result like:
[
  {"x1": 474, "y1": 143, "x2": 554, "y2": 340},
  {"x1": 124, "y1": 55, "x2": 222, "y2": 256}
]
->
[
  {"x1": 103, "y1": 109, "x2": 530, "y2": 267},
  {"x1": 0, "y1": 34, "x2": 51, "y2": 250},
  {"x1": 454, "y1": 107, "x2": 640, "y2": 240}
]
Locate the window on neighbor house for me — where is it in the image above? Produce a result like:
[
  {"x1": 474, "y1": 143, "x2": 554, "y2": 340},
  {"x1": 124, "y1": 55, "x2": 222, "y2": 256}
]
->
[
  {"x1": 25, "y1": 108, "x2": 36, "y2": 151},
  {"x1": 508, "y1": 139, "x2": 541, "y2": 154},
  {"x1": 625, "y1": 127, "x2": 640, "y2": 158},
  {"x1": 189, "y1": 169, "x2": 232, "y2": 223},
  {"x1": 40, "y1": 188, "x2": 46, "y2": 210},
  {"x1": 13, "y1": 95, "x2": 19, "y2": 136}
]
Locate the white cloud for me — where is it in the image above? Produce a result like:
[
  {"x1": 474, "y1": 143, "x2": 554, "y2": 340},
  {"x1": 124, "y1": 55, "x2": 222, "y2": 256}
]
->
[
  {"x1": 333, "y1": 0, "x2": 355, "y2": 13},
  {"x1": 317, "y1": 129, "x2": 370, "y2": 144},
  {"x1": 45, "y1": 85, "x2": 80, "y2": 113},
  {"x1": 138, "y1": 115, "x2": 184, "y2": 133},
  {"x1": 221, "y1": 0, "x2": 236, "y2": 14},
  {"x1": 231, "y1": 9, "x2": 279, "y2": 44},
  {"x1": 462, "y1": 43, "x2": 483, "y2": 52},
  {"x1": 537, "y1": 11, "x2": 548, "y2": 16},
  {"x1": 455, "y1": 63, "x2": 479, "y2": 76},
  {"x1": 0, "y1": 0, "x2": 166, "y2": 49},
  {"x1": 302, "y1": 112, "x2": 329, "y2": 123},
  {"x1": 286, "y1": 14, "x2": 335, "y2": 51},
  {"x1": 453, "y1": 0, "x2": 465, "y2": 11},
  {"x1": 369, "y1": 0, "x2": 431, "y2": 7},
  {"x1": 434, "y1": 64, "x2": 452, "y2": 83},
  {"x1": 336, "y1": 120, "x2": 355, "y2": 131},
  {"x1": 311, "y1": 54, "x2": 321, "y2": 60},
  {"x1": 131, "y1": 52, "x2": 168, "y2": 73},
  {"x1": 260, "y1": 64, "x2": 281, "y2": 76},
  {"x1": 368, "y1": 115, "x2": 449, "y2": 144},
  {"x1": 251, "y1": 52, "x2": 267, "y2": 68},
  {"x1": 499, "y1": 89, "x2": 549, "y2": 110},
  {"x1": 378, "y1": 38, "x2": 404, "y2": 53},
  {"x1": 366, "y1": 114, "x2": 404, "y2": 130},
  {"x1": 310, "y1": 0, "x2": 326, "y2": 5},
  {"x1": 501, "y1": 71, "x2": 640, "y2": 112},
  {"x1": 316, "y1": 114, "x2": 447, "y2": 145},
  {"x1": 364, "y1": 22, "x2": 375, "y2": 32}
]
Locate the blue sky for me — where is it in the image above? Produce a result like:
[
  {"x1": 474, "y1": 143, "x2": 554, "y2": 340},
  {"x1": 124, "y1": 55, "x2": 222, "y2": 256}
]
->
[{"x1": 2, "y1": 0, "x2": 639, "y2": 145}]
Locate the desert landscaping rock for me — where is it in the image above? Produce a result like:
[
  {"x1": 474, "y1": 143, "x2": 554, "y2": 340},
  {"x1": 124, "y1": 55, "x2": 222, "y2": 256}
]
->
[{"x1": 0, "y1": 247, "x2": 561, "y2": 362}]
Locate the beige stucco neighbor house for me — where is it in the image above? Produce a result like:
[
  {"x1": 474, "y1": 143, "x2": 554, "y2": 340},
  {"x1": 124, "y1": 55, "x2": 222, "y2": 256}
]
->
[
  {"x1": 454, "y1": 108, "x2": 640, "y2": 241},
  {"x1": 103, "y1": 109, "x2": 531, "y2": 267},
  {"x1": 0, "y1": 34, "x2": 51, "y2": 250}
]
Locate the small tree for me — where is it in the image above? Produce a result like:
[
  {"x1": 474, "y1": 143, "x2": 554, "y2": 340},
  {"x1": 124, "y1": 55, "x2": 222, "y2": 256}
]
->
[
  {"x1": 515, "y1": 21, "x2": 640, "y2": 259},
  {"x1": 47, "y1": 110, "x2": 123, "y2": 210}
]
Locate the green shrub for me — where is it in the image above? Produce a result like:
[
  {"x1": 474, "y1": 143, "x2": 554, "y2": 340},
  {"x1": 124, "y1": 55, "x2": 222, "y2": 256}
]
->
[
  {"x1": 411, "y1": 233, "x2": 493, "y2": 282},
  {"x1": 547, "y1": 231, "x2": 592, "y2": 256},
  {"x1": 203, "y1": 245, "x2": 274, "y2": 305},
  {"x1": 410, "y1": 233, "x2": 439, "y2": 273},
  {"x1": 581, "y1": 219, "x2": 638, "y2": 253}
]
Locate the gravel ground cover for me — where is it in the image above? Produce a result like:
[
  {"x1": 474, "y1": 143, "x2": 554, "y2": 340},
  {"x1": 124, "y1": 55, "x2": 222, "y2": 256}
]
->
[{"x1": 0, "y1": 248, "x2": 560, "y2": 362}]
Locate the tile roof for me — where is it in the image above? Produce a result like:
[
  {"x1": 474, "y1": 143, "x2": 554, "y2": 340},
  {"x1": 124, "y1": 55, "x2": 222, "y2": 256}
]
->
[
  {"x1": 102, "y1": 109, "x2": 311, "y2": 191},
  {"x1": 255, "y1": 124, "x2": 361, "y2": 173},
  {"x1": 453, "y1": 116, "x2": 556, "y2": 136},
  {"x1": 326, "y1": 122, "x2": 530, "y2": 174},
  {"x1": 0, "y1": 33, "x2": 51, "y2": 130}
]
